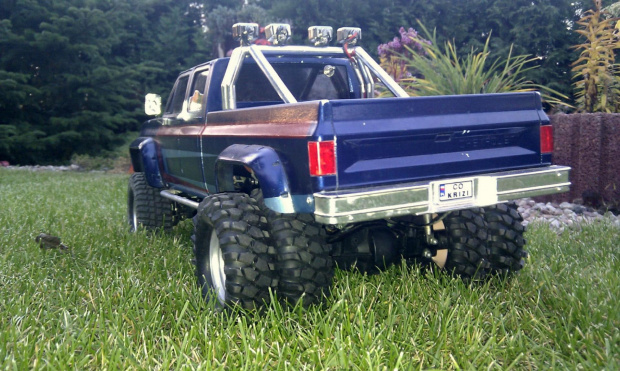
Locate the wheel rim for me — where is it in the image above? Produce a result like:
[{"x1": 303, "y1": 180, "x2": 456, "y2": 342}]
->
[
  {"x1": 129, "y1": 190, "x2": 138, "y2": 230},
  {"x1": 432, "y1": 249, "x2": 448, "y2": 268},
  {"x1": 208, "y1": 230, "x2": 226, "y2": 304},
  {"x1": 431, "y1": 220, "x2": 447, "y2": 268},
  {"x1": 132, "y1": 200, "x2": 138, "y2": 230}
]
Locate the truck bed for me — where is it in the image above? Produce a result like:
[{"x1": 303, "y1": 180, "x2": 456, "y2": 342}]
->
[{"x1": 326, "y1": 92, "x2": 548, "y2": 191}]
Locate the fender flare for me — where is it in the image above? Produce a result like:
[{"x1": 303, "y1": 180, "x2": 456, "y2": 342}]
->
[
  {"x1": 215, "y1": 144, "x2": 298, "y2": 213},
  {"x1": 129, "y1": 137, "x2": 164, "y2": 188}
]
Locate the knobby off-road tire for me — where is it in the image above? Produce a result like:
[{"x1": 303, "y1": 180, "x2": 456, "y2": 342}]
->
[
  {"x1": 482, "y1": 203, "x2": 528, "y2": 275},
  {"x1": 128, "y1": 173, "x2": 178, "y2": 232},
  {"x1": 252, "y1": 190, "x2": 334, "y2": 307},
  {"x1": 193, "y1": 193, "x2": 278, "y2": 309},
  {"x1": 438, "y1": 209, "x2": 490, "y2": 280}
]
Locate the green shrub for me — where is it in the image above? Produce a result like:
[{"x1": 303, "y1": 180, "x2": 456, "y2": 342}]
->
[
  {"x1": 70, "y1": 132, "x2": 136, "y2": 172},
  {"x1": 572, "y1": 0, "x2": 620, "y2": 113},
  {"x1": 379, "y1": 23, "x2": 567, "y2": 106}
]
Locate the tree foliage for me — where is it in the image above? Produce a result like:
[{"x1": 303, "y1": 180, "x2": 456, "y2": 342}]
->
[
  {"x1": 258, "y1": 0, "x2": 586, "y2": 99},
  {"x1": 0, "y1": 0, "x2": 208, "y2": 164},
  {"x1": 204, "y1": 3, "x2": 273, "y2": 58},
  {"x1": 1, "y1": 0, "x2": 616, "y2": 164}
]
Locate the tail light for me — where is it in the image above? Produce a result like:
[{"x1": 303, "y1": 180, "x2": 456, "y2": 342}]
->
[
  {"x1": 540, "y1": 125, "x2": 553, "y2": 154},
  {"x1": 308, "y1": 140, "x2": 336, "y2": 176}
]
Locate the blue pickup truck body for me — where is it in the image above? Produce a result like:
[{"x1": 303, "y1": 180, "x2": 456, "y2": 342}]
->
[
  {"x1": 128, "y1": 26, "x2": 570, "y2": 308},
  {"x1": 131, "y1": 51, "x2": 567, "y2": 221}
]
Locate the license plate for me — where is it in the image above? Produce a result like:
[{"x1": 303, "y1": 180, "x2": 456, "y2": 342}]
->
[{"x1": 438, "y1": 180, "x2": 473, "y2": 201}]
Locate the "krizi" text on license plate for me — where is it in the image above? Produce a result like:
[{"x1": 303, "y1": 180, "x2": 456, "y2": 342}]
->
[{"x1": 438, "y1": 180, "x2": 473, "y2": 201}]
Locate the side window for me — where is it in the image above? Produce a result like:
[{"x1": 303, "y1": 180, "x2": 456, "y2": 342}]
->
[
  {"x1": 165, "y1": 75, "x2": 189, "y2": 115},
  {"x1": 188, "y1": 69, "x2": 209, "y2": 113}
]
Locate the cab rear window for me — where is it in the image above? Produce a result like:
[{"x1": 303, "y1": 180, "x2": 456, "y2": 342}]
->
[{"x1": 236, "y1": 63, "x2": 350, "y2": 103}]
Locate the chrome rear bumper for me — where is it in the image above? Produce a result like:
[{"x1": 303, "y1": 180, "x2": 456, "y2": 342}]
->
[{"x1": 313, "y1": 165, "x2": 571, "y2": 224}]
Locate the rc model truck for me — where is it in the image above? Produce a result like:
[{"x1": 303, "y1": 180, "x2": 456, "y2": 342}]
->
[{"x1": 127, "y1": 24, "x2": 571, "y2": 309}]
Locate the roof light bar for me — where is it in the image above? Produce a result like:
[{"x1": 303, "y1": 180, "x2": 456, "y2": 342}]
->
[
  {"x1": 232, "y1": 23, "x2": 259, "y2": 46},
  {"x1": 336, "y1": 27, "x2": 362, "y2": 45},
  {"x1": 308, "y1": 26, "x2": 333, "y2": 46},
  {"x1": 265, "y1": 23, "x2": 291, "y2": 45}
]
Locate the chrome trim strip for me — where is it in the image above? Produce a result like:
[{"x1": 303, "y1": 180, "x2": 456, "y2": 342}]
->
[
  {"x1": 318, "y1": 200, "x2": 429, "y2": 223},
  {"x1": 160, "y1": 190, "x2": 199, "y2": 209},
  {"x1": 496, "y1": 182, "x2": 572, "y2": 196},
  {"x1": 254, "y1": 46, "x2": 346, "y2": 55},
  {"x1": 313, "y1": 165, "x2": 571, "y2": 224},
  {"x1": 497, "y1": 184, "x2": 571, "y2": 201}
]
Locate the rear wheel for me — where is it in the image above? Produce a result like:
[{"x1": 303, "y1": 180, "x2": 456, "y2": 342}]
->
[
  {"x1": 193, "y1": 193, "x2": 278, "y2": 309},
  {"x1": 270, "y1": 213, "x2": 333, "y2": 307},
  {"x1": 482, "y1": 203, "x2": 528, "y2": 275},
  {"x1": 252, "y1": 190, "x2": 334, "y2": 307},
  {"x1": 433, "y1": 209, "x2": 490, "y2": 279},
  {"x1": 127, "y1": 173, "x2": 178, "y2": 231}
]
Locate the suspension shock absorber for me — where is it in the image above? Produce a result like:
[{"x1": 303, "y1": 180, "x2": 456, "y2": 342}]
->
[{"x1": 421, "y1": 214, "x2": 438, "y2": 259}]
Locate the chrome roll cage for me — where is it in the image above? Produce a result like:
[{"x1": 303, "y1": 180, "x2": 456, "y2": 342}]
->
[{"x1": 220, "y1": 45, "x2": 409, "y2": 110}]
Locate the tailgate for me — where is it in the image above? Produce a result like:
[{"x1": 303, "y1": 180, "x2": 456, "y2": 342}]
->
[{"x1": 328, "y1": 92, "x2": 547, "y2": 190}]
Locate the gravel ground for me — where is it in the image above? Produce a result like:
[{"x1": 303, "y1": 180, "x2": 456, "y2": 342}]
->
[
  {"x1": 3, "y1": 164, "x2": 83, "y2": 171},
  {"x1": 516, "y1": 198, "x2": 620, "y2": 232}
]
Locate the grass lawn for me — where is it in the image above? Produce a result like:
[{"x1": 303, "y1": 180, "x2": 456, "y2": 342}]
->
[{"x1": 1, "y1": 169, "x2": 618, "y2": 370}]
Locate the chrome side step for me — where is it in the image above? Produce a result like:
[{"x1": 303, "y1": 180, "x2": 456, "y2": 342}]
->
[{"x1": 160, "y1": 190, "x2": 199, "y2": 209}]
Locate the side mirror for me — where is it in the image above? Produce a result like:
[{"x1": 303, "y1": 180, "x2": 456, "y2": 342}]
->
[{"x1": 145, "y1": 94, "x2": 162, "y2": 116}]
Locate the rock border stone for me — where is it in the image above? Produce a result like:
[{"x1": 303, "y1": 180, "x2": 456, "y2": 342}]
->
[{"x1": 516, "y1": 198, "x2": 620, "y2": 232}]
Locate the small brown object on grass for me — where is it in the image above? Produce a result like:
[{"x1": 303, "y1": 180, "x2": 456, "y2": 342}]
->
[{"x1": 36, "y1": 233, "x2": 70, "y2": 250}]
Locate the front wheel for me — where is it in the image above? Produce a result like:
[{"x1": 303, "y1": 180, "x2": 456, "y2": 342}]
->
[
  {"x1": 127, "y1": 173, "x2": 178, "y2": 231},
  {"x1": 252, "y1": 190, "x2": 333, "y2": 307},
  {"x1": 193, "y1": 193, "x2": 278, "y2": 309}
]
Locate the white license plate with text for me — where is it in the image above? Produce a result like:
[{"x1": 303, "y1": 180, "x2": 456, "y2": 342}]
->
[{"x1": 438, "y1": 180, "x2": 473, "y2": 201}]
